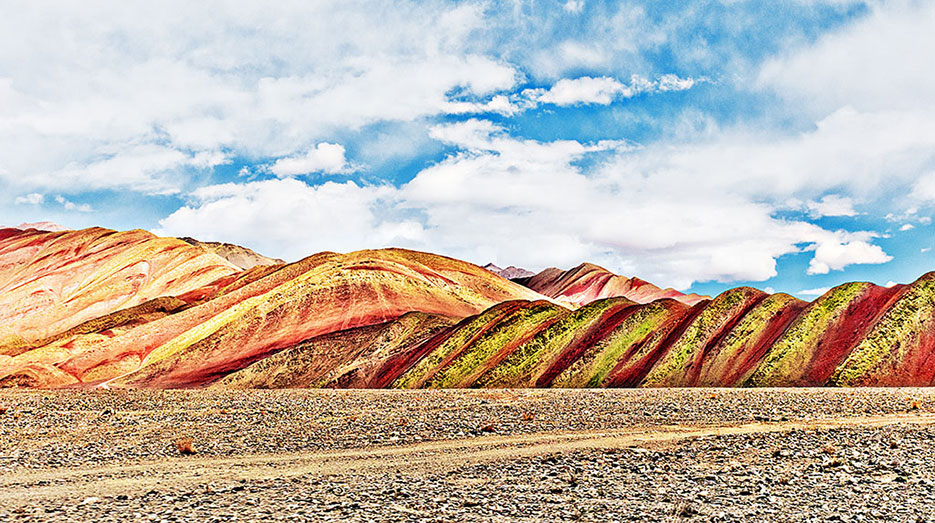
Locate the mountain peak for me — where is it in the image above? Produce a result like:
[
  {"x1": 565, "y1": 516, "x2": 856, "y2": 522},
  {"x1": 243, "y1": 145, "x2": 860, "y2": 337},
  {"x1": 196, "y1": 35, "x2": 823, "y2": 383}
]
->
[
  {"x1": 15, "y1": 221, "x2": 67, "y2": 232},
  {"x1": 482, "y1": 263, "x2": 535, "y2": 279},
  {"x1": 515, "y1": 263, "x2": 708, "y2": 307},
  {"x1": 180, "y1": 237, "x2": 285, "y2": 270}
]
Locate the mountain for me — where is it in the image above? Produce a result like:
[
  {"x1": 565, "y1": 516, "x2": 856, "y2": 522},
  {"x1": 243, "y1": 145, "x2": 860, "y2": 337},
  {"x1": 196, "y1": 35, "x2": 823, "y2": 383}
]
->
[
  {"x1": 513, "y1": 262, "x2": 707, "y2": 307},
  {"x1": 0, "y1": 227, "x2": 547, "y2": 388},
  {"x1": 15, "y1": 221, "x2": 68, "y2": 232},
  {"x1": 180, "y1": 237, "x2": 285, "y2": 270},
  {"x1": 214, "y1": 311, "x2": 458, "y2": 389},
  {"x1": 2, "y1": 225, "x2": 934, "y2": 389},
  {"x1": 0, "y1": 227, "x2": 240, "y2": 354},
  {"x1": 482, "y1": 263, "x2": 535, "y2": 279},
  {"x1": 217, "y1": 274, "x2": 935, "y2": 388}
]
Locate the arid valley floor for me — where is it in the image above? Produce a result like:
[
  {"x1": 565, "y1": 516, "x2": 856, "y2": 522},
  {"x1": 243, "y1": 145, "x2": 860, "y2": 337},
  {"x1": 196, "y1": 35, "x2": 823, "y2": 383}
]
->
[{"x1": 2, "y1": 389, "x2": 935, "y2": 522}]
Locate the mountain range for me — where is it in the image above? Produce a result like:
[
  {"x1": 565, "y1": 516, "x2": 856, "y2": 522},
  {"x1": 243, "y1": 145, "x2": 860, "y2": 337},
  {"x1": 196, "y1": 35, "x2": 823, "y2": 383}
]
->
[{"x1": 1, "y1": 224, "x2": 933, "y2": 388}]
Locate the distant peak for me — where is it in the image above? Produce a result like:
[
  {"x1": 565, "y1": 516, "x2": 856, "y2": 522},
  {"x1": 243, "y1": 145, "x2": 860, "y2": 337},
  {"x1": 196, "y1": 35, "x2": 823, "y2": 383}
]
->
[
  {"x1": 482, "y1": 263, "x2": 534, "y2": 279},
  {"x1": 517, "y1": 262, "x2": 708, "y2": 307},
  {"x1": 15, "y1": 221, "x2": 68, "y2": 232}
]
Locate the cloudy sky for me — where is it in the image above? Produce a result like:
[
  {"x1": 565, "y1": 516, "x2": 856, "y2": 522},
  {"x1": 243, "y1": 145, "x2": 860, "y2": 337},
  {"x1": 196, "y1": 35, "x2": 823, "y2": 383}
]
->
[{"x1": 2, "y1": 0, "x2": 934, "y2": 297}]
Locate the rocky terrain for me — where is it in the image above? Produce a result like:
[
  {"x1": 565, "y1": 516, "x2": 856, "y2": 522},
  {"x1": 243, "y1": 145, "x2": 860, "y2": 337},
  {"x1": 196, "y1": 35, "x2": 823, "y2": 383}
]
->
[{"x1": 1, "y1": 388, "x2": 934, "y2": 521}]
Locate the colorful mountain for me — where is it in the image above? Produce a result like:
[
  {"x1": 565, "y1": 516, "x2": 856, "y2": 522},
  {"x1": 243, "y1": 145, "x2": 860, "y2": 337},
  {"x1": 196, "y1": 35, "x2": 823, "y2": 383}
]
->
[
  {"x1": 15, "y1": 221, "x2": 68, "y2": 232},
  {"x1": 0, "y1": 226, "x2": 240, "y2": 353},
  {"x1": 513, "y1": 262, "x2": 708, "y2": 307},
  {"x1": 482, "y1": 263, "x2": 535, "y2": 279},
  {"x1": 2, "y1": 225, "x2": 935, "y2": 389},
  {"x1": 0, "y1": 227, "x2": 548, "y2": 388},
  {"x1": 215, "y1": 273, "x2": 935, "y2": 389},
  {"x1": 180, "y1": 237, "x2": 285, "y2": 270}
]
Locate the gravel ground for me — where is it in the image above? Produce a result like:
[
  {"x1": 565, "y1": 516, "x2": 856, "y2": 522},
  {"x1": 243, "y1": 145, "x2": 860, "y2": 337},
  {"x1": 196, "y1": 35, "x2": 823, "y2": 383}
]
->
[{"x1": 1, "y1": 388, "x2": 934, "y2": 521}]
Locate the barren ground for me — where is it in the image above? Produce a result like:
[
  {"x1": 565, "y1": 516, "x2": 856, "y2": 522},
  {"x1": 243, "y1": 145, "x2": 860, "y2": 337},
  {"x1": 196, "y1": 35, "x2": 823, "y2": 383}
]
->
[{"x1": 2, "y1": 388, "x2": 935, "y2": 522}]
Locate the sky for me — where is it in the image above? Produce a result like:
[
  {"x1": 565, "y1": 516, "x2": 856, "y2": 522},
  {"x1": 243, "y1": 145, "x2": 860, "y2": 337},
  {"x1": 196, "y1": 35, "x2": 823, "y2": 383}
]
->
[{"x1": 2, "y1": 0, "x2": 934, "y2": 298}]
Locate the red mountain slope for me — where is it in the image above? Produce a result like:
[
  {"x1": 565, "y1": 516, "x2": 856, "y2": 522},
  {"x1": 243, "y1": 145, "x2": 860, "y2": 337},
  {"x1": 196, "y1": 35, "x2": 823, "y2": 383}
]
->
[
  {"x1": 0, "y1": 227, "x2": 240, "y2": 351},
  {"x1": 0, "y1": 229, "x2": 550, "y2": 388},
  {"x1": 514, "y1": 263, "x2": 707, "y2": 307},
  {"x1": 3, "y1": 225, "x2": 935, "y2": 389}
]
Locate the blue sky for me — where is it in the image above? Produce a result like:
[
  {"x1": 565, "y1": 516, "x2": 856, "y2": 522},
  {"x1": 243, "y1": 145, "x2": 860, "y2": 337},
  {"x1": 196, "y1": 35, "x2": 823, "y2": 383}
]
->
[{"x1": 2, "y1": 0, "x2": 934, "y2": 298}]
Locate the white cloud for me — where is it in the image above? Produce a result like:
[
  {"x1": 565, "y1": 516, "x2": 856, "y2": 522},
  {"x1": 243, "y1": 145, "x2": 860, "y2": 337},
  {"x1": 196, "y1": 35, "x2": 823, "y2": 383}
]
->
[
  {"x1": 12, "y1": 191, "x2": 92, "y2": 212},
  {"x1": 0, "y1": 2, "x2": 520, "y2": 195},
  {"x1": 53, "y1": 195, "x2": 93, "y2": 213},
  {"x1": 885, "y1": 280, "x2": 899, "y2": 288},
  {"x1": 900, "y1": 223, "x2": 915, "y2": 231},
  {"x1": 524, "y1": 5, "x2": 667, "y2": 79},
  {"x1": 4, "y1": 1, "x2": 926, "y2": 290},
  {"x1": 758, "y1": 3, "x2": 935, "y2": 113},
  {"x1": 806, "y1": 194, "x2": 857, "y2": 217},
  {"x1": 806, "y1": 235, "x2": 892, "y2": 275},
  {"x1": 159, "y1": 116, "x2": 897, "y2": 289},
  {"x1": 270, "y1": 143, "x2": 353, "y2": 177},
  {"x1": 14, "y1": 193, "x2": 44, "y2": 205},
  {"x1": 563, "y1": 1, "x2": 585, "y2": 14},
  {"x1": 428, "y1": 119, "x2": 505, "y2": 150},
  {"x1": 47, "y1": 145, "x2": 201, "y2": 195},
  {"x1": 412, "y1": 119, "x2": 893, "y2": 287},
  {"x1": 797, "y1": 287, "x2": 831, "y2": 297},
  {"x1": 531, "y1": 76, "x2": 625, "y2": 106},
  {"x1": 751, "y1": 0, "x2": 935, "y2": 236},
  {"x1": 911, "y1": 173, "x2": 935, "y2": 203},
  {"x1": 525, "y1": 74, "x2": 698, "y2": 107},
  {"x1": 157, "y1": 178, "x2": 418, "y2": 261},
  {"x1": 657, "y1": 74, "x2": 696, "y2": 92}
]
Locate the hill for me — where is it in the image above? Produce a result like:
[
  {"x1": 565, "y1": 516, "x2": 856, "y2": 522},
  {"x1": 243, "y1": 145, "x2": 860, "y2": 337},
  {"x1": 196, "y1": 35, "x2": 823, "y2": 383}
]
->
[
  {"x1": 0, "y1": 228, "x2": 548, "y2": 388},
  {"x1": 513, "y1": 262, "x2": 707, "y2": 307},
  {"x1": 2, "y1": 225, "x2": 934, "y2": 388}
]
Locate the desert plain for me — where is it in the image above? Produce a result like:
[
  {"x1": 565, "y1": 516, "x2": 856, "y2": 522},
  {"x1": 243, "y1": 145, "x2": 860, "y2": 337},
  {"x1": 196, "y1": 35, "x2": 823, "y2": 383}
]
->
[{"x1": 2, "y1": 388, "x2": 935, "y2": 522}]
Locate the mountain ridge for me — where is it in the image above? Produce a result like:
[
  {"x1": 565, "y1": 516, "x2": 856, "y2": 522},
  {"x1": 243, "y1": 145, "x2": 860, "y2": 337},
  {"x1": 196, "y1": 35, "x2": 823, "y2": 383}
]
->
[
  {"x1": 514, "y1": 262, "x2": 708, "y2": 308},
  {"x1": 1, "y1": 225, "x2": 932, "y2": 389}
]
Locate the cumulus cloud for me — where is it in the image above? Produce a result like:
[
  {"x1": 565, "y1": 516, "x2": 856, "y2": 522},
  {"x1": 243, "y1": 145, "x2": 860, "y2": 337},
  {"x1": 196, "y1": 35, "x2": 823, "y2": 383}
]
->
[
  {"x1": 0, "y1": 2, "x2": 519, "y2": 195},
  {"x1": 405, "y1": 120, "x2": 893, "y2": 287},
  {"x1": 14, "y1": 193, "x2": 44, "y2": 205},
  {"x1": 5, "y1": 1, "x2": 928, "y2": 291},
  {"x1": 806, "y1": 234, "x2": 892, "y2": 275},
  {"x1": 161, "y1": 117, "x2": 894, "y2": 290},
  {"x1": 805, "y1": 195, "x2": 858, "y2": 217},
  {"x1": 13, "y1": 192, "x2": 92, "y2": 212},
  {"x1": 270, "y1": 143, "x2": 353, "y2": 177},
  {"x1": 157, "y1": 178, "x2": 419, "y2": 261},
  {"x1": 54, "y1": 195, "x2": 93, "y2": 213},
  {"x1": 758, "y1": 3, "x2": 935, "y2": 113},
  {"x1": 756, "y1": 3, "x2": 935, "y2": 220},
  {"x1": 530, "y1": 76, "x2": 628, "y2": 106}
]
